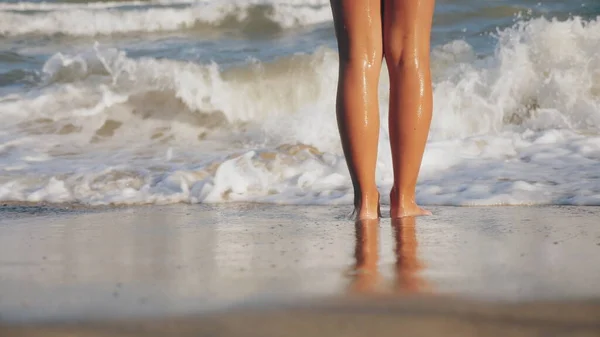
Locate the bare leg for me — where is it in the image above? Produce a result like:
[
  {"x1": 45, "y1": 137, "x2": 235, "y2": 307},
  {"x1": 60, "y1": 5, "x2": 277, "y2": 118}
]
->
[
  {"x1": 383, "y1": 0, "x2": 435, "y2": 218},
  {"x1": 330, "y1": 0, "x2": 383, "y2": 220}
]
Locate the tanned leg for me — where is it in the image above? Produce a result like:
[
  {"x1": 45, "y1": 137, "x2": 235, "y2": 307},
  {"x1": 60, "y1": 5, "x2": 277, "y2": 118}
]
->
[
  {"x1": 330, "y1": 0, "x2": 383, "y2": 220},
  {"x1": 383, "y1": 0, "x2": 435, "y2": 218}
]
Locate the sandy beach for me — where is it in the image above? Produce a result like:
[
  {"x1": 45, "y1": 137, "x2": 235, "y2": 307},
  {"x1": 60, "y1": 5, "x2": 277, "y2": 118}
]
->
[{"x1": 1, "y1": 203, "x2": 599, "y2": 336}]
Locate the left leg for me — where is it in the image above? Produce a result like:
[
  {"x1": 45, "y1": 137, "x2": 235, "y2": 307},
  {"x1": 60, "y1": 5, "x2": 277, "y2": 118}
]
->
[{"x1": 330, "y1": 0, "x2": 384, "y2": 219}]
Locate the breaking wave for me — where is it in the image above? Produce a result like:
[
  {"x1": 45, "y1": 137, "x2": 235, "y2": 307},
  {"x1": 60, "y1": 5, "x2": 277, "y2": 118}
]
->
[{"x1": 0, "y1": 0, "x2": 332, "y2": 37}]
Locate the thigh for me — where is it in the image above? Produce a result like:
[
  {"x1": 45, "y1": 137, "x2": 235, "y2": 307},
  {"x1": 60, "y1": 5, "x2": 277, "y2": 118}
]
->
[{"x1": 330, "y1": 0, "x2": 383, "y2": 64}]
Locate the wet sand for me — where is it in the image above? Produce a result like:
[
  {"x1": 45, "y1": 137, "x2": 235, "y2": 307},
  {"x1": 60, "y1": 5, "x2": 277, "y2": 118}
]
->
[{"x1": 1, "y1": 203, "x2": 600, "y2": 336}]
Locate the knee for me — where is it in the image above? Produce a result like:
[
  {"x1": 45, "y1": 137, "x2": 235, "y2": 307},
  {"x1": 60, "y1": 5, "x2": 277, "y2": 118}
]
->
[
  {"x1": 383, "y1": 34, "x2": 404, "y2": 68},
  {"x1": 384, "y1": 35, "x2": 429, "y2": 70},
  {"x1": 338, "y1": 39, "x2": 382, "y2": 70}
]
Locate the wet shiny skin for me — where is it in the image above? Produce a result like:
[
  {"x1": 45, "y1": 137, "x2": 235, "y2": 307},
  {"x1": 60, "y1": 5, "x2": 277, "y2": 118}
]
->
[{"x1": 331, "y1": 0, "x2": 435, "y2": 219}]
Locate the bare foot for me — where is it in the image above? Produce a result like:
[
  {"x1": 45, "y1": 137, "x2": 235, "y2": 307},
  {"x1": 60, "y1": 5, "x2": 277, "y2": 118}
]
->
[
  {"x1": 352, "y1": 191, "x2": 381, "y2": 220},
  {"x1": 390, "y1": 189, "x2": 431, "y2": 219}
]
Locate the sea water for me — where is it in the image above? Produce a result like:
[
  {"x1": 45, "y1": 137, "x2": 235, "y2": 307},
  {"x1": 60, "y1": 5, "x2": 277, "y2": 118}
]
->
[{"x1": 1, "y1": 0, "x2": 599, "y2": 206}]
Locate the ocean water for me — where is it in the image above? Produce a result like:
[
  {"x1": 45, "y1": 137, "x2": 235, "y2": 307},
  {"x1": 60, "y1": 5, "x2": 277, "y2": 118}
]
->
[{"x1": 0, "y1": 0, "x2": 599, "y2": 207}]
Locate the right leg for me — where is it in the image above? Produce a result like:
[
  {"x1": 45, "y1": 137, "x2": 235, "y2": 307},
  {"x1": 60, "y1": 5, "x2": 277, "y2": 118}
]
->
[
  {"x1": 330, "y1": 0, "x2": 383, "y2": 220},
  {"x1": 391, "y1": 217, "x2": 427, "y2": 293},
  {"x1": 383, "y1": 0, "x2": 435, "y2": 218}
]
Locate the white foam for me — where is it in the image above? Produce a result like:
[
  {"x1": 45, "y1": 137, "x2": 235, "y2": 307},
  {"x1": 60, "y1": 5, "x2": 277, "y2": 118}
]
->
[
  {"x1": 0, "y1": 0, "x2": 332, "y2": 36},
  {"x1": 1, "y1": 16, "x2": 600, "y2": 206},
  {"x1": 430, "y1": 16, "x2": 600, "y2": 140}
]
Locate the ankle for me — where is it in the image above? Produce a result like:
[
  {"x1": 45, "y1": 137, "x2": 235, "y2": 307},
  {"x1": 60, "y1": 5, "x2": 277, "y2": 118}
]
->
[
  {"x1": 390, "y1": 186, "x2": 416, "y2": 205},
  {"x1": 356, "y1": 188, "x2": 379, "y2": 206}
]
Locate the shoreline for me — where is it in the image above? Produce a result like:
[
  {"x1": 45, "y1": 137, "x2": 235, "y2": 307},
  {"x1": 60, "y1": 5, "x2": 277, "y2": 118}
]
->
[{"x1": 1, "y1": 200, "x2": 596, "y2": 217}]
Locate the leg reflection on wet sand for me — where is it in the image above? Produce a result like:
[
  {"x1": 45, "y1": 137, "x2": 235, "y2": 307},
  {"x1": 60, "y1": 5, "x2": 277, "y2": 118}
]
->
[
  {"x1": 349, "y1": 217, "x2": 430, "y2": 295},
  {"x1": 392, "y1": 217, "x2": 429, "y2": 294},
  {"x1": 349, "y1": 219, "x2": 380, "y2": 293}
]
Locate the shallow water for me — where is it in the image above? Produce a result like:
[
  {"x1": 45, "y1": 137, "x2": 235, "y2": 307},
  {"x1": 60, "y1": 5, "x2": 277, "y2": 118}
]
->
[{"x1": 1, "y1": 0, "x2": 600, "y2": 206}]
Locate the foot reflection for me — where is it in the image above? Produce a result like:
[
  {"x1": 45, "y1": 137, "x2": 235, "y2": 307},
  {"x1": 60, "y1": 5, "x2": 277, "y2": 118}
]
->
[
  {"x1": 392, "y1": 217, "x2": 429, "y2": 294},
  {"x1": 348, "y1": 217, "x2": 429, "y2": 295},
  {"x1": 349, "y1": 219, "x2": 380, "y2": 293}
]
